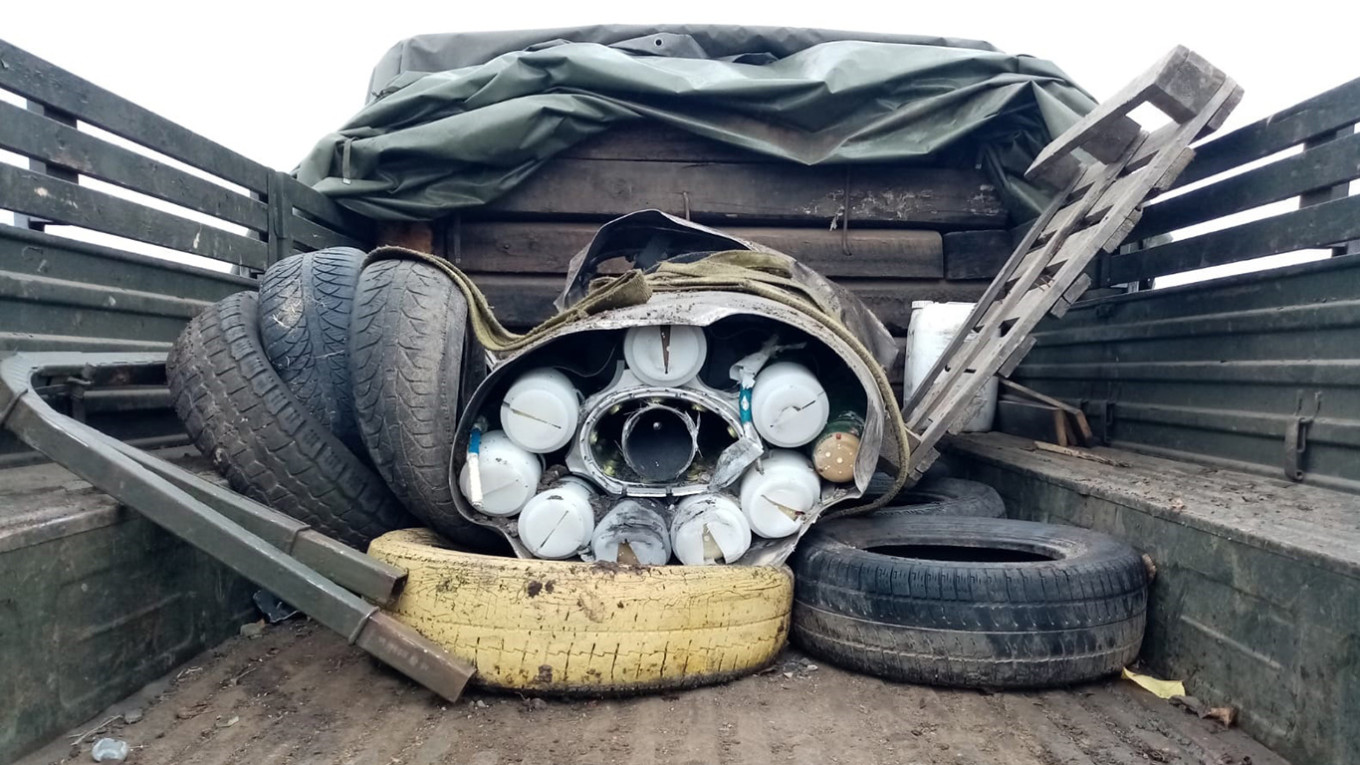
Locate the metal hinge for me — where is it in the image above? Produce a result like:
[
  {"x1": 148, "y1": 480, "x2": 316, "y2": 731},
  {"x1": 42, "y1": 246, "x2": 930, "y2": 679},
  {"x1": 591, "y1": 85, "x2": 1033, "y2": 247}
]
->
[
  {"x1": 1285, "y1": 391, "x2": 1322, "y2": 482},
  {"x1": 65, "y1": 375, "x2": 91, "y2": 423}
]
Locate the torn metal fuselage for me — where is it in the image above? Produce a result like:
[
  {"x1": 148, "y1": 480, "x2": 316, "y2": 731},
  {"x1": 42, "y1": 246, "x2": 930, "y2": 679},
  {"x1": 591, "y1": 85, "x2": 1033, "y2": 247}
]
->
[{"x1": 450, "y1": 290, "x2": 889, "y2": 567}]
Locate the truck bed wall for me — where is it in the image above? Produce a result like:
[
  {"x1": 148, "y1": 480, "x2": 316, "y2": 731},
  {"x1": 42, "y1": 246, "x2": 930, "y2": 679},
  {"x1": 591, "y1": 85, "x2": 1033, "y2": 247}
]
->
[
  {"x1": 1015, "y1": 254, "x2": 1360, "y2": 492},
  {"x1": 1005, "y1": 75, "x2": 1360, "y2": 493}
]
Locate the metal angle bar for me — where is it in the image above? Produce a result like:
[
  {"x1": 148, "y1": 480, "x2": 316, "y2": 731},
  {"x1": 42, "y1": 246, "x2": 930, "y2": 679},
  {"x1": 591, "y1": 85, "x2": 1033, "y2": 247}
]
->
[
  {"x1": 0, "y1": 351, "x2": 471, "y2": 702},
  {"x1": 108, "y1": 439, "x2": 406, "y2": 607},
  {"x1": 0, "y1": 352, "x2": 404, "y2": 604}
]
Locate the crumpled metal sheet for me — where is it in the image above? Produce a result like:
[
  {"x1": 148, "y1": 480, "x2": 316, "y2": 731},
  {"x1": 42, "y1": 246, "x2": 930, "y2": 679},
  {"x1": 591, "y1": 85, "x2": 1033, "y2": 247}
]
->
[
  {"x1": 556, "y1": 210, "x2": 898, "y2": 372},
  {"x1": 451, "y1": 290, "x2": 889, "y2": 567}
]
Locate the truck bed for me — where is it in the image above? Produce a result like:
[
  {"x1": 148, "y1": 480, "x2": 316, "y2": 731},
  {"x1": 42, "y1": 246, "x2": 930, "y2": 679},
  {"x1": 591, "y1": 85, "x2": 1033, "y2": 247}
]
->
[{"x1": 20, "y1": 618, "x2": 1287, "y2": 765}]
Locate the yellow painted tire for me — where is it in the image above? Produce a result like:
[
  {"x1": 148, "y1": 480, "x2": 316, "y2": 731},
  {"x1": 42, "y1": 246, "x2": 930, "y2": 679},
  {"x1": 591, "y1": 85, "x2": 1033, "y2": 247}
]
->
[{"x1": 368, "y1": 528, "x2": 793, "y2": 694}]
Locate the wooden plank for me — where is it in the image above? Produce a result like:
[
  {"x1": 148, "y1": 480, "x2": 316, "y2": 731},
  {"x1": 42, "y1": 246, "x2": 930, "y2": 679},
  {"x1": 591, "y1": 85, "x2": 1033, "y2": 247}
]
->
[
  {"x1": 0, "y1": 162, "x2": 270, "y2": 271},
  {"x1": 835, "y1": 278, "x2": 989, "y2": 334},
  {"x1": 913, "y1": 79, "x2": 1239, "y2": 451},
  {"x1": 0, "y1": 225, "x2": 253, "y2": 302},
  {"x1": 468, "y1": 273, "x2": 986, "y2": 333},
  {"x1": 1027, "y1": 47, "x2": 1226, "y2": 186},
  {"x1": 1030, "y1": 441, "x2": 1128, "y2": 465},
  {"x1": 1174, "y1": 76, "x2": 1360, "y2": 188},
  {"x1": 1141, "y1": 47, "x2": 1229, "y2": 121},
  {"x1": 0, "y1": 39, "x2": 269, "y2": 193},
  {"x1": 1041, "y1": 147, "x2": 1189, "y2": 245},
  {"x1": 902, "y1": 171, "x2": 1081, "y2": 418},
  {"x1": 15, "y1": 103, "x2": 78, "y2": 232},
  {"x1": 1051, "y1": 273, "x2": 1093, "y2": 318},
  {"x1": 1299, "y1": 128, "x2": 1356, "y2": 208},
  {"x1": 1130, "y1": 129, "x2": 1360, "y2": 241},
  {"x1": 732, "y1": 228, "x2": 943, "y2": 278},
  {"x1": 284, "y1": 176, "x2": 376, "y2": 242},
  {"x1": 475, "y1": 159, "x2": 1006, "y2": 228},
  {"x1": 0, "y1": 100, "x2": 269, "y2": 233},
  {"x1": 449, "y1": 221, "x2": 943, "y2": 278},
  {"x1": 996, "y1": 336, "x2": 1036, "y2": 378},
  {"x1": 995, "y1": 398, "x2": 1068, "y2": 443},
  {"x1": 942, "y1": 230, "x2": 1011, "y2": 279},
  {"x1": 1070, "y1": 84, "x2": 1240, "y2": 200},
  {"x1": 378, "y1": 222, "x2": 437, "y2": 252},
  {"x1": 0, "y1": 271, "x2": 209, "y2": 319},
  {"x1": 289, "y1": 215, "x2": 369, "y2": 253},
  {"x1": 1001, "y1": 285, "x2": 1050, "y2": 324},
  {"x1": 1007, "y1": 225, "x2": 1106, "y2": 289},
  {"x1": 1104, "y1": 192, "x2": 1360, "y2": 286},
  {"x1": 999, "y1": 378, "x2": 1094, "y2": 445},
  {"x1": 562, "y1": 122, "x2": 773, "y2": 163}
]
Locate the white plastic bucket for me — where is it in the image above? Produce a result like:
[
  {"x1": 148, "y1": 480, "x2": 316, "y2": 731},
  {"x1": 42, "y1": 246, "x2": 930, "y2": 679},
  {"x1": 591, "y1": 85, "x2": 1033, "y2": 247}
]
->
[{"x1": 904, "y1": 301, "x2": 997, "y2": 432}]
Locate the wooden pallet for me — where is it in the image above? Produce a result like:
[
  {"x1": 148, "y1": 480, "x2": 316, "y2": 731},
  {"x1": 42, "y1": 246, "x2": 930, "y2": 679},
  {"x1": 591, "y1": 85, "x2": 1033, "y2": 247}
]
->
[{"x1": 902, "y1": 46, "x2": 1242, "y2": 481}]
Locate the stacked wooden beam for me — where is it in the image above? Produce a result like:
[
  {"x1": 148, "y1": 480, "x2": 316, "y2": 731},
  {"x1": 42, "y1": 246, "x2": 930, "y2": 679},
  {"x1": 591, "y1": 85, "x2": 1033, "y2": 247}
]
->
[{"x1": 379, "y1": 121, "x2": 1022, "y2": 393}]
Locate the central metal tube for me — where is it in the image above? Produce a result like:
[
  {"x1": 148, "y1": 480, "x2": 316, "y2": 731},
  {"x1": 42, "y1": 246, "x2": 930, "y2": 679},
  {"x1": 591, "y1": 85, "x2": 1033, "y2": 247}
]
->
[{"x1": 621, "y1": 404, "x2": 698, "y2": 482}]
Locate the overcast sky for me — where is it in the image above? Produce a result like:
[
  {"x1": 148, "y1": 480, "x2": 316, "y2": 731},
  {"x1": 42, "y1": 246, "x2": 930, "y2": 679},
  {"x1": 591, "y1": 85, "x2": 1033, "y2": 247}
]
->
[
  {"x1": 3, "y1": 0, "x2": 1356, "y2": 283},
  {"x1": 6, "y1": 0, "x2": 1356, "y2": 171}
]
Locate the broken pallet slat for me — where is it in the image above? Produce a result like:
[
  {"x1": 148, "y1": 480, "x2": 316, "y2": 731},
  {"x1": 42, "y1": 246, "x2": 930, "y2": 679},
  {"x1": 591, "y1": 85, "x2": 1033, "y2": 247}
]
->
[
  {"x1": 1038, "y1": 147, "x2": 1188, "y2": 246},
  {"x1": 900, "y1": 172, "x2": 1080, "y2": 417},
  {"x1": 910, "y1": 159, "x2": 1127, "y2": 429},
  {"x1": 903, "y1": 50, "x2": 1240, "y2": 479},
  {"x1": 1028, "y1": 46, "x2": 1227, "y2": 188},
  {"x1": 999, "y1": 378, "x2": 1095, "y2": 445}
]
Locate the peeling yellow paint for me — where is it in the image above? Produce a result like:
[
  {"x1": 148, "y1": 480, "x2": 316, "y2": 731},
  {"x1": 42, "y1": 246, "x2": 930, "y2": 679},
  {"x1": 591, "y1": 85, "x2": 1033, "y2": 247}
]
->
[{"x1": 368, "y1": 528, "x2": 792, "y2": 693}]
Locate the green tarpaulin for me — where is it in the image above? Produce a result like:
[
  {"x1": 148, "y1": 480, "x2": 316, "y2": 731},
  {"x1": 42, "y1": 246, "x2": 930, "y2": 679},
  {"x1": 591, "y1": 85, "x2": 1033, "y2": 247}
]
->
[{"x1": 297, "y1": 26, "x2": 1095, "y2": 222}]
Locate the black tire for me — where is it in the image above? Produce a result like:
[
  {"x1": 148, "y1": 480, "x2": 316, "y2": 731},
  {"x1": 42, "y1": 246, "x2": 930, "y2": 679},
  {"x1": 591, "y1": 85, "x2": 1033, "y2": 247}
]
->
[
  {"x1": 258, "y1": 247, "x2": 364, "y2": 454},
  {"x1": 349, "y1": 258, "x2": 504, "y2": 551},
  {"x1": 865, "y1": 475, "x2": 1005, "y2": 519},
  {"x1": 791, "y1": 515, "x2": 1147, "y2": 688},
  {"x1": 168, "y1": 291, "x2": 412, "y2": 548}
]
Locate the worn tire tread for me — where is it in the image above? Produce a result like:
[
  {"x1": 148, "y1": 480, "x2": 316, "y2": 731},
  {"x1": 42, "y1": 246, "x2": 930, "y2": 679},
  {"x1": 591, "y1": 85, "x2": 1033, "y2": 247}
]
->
[
  {"x1": 369, "y1": 528, "x2": 792, "y2": 694},
  {"x1": 168, "y1": 291, "x2": 410, "y2": 547},
  {"x1": 258, "y1": 247, "x2": 364, "y2": 452},
  {"x1": 867, "y1": 475, "x2": 1006, "y2": 519},
  {"x1": 350, "y1": 259, "x2": 500, "y2": 550},
  {"x1": 791, "y1": 516, "x2": 1147, "y2": 688}
]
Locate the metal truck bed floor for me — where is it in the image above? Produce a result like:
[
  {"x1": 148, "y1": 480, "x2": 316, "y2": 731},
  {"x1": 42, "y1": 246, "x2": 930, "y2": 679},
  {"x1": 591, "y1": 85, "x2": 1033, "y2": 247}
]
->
[{"x1": 20, "y1": 619, "x2": 1287, "y2": 765}]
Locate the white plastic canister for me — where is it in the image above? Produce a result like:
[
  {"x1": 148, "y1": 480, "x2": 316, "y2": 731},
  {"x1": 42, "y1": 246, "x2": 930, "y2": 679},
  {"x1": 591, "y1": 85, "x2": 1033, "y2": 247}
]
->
[
  {"x1": 738, "y1": 450, "x2": 820, "y2": 538},
  {"x1": 904, "y1": 301, "x2": 998, "y2": 432},
  {"x1": 457, "y1": 430, "x2": 542, "y2": 517},
  {"x1": 623, "y1": 325, "x2": 708, "y2": 387},
  {"x1": 517, "y1": 477, "x2": 596, "y2": 559},
  {"x1": 500, "y1": 368, "x2": 580, "y2": 453},
  {"x1": 671, "y1": 493, "x2": 752, "y2": 565},
  {"x1": 750, "y1": 362, "x2": 830, "y2": 448},
  {"x1": 591, "y1": 499, "x2": 671, "y2": 565}
]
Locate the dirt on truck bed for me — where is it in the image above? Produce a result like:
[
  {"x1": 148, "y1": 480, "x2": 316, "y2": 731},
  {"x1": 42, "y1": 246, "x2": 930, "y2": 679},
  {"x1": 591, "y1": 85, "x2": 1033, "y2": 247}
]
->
[{"x1": 21, "y1": 620, "x2": 1286, "y2": 765}]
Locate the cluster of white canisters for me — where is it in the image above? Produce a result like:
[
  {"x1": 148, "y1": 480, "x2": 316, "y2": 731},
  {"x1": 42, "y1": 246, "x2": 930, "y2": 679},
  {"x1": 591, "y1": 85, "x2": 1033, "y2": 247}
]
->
[{"x1": 455, "y1": 323, "x2": 865, "y2": 566}]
